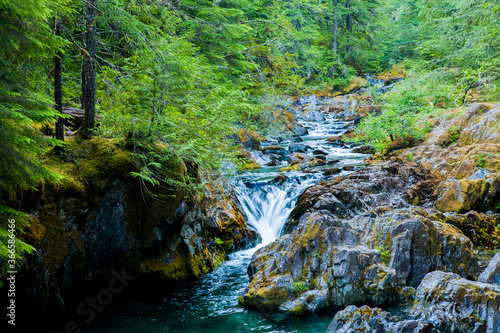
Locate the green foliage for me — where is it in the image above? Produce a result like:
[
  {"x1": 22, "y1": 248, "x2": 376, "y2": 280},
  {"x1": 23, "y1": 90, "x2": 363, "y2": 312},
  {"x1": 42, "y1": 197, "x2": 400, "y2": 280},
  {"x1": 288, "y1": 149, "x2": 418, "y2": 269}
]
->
[
  {"x1": 214, "y1": 237, "x2": 224, "y2": 245},
  {"x1": 379, "y1": 245, "x2": 391, "y2": 264},
  {"x1": 447, "y1": 125, "x2": 461, "y2": 145},
  {"x1": 473, "y1": 149, "x2": 486, "y2": 168},
  {"x1": 315, "y1": 253, "x2": 322, "y2": 259},
  {"x1": 292, "y1": 282, "x2": 309, "y2": 293}
]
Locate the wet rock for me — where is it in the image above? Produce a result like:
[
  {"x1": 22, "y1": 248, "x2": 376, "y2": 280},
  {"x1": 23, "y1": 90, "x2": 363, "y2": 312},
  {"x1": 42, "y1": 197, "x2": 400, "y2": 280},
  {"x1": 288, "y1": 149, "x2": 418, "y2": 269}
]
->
[
  {"x1": 292, "y1": 137, "x2": 304, "y2": 142},
  {"x1": 353, "y1": 145, "x2": 375, "y2": 154},
  {"x1": 478, "y1": 253, "x2": 500, "y2": 285},
  {"x1": 266, "y1": 160, "x2": 278, "y2": 167},
  {"x1": 236, "y1": 147, "x2": 261, "y2": 170},
  {"x1": 327, "y1": 159, "x2": 340, "y2": 165},
  {"x1": 289, "y1": 143, "x2": 309, "y2": 153},
  {"x1": 313, "y1": 149, "x2": 328, "y2": 155},
  {"x1": 301, "y1": 110, "x2": 325, "y2": 122},
  {"x1": 241, "y1": 209, "x2": 477, "y2": 315},
  {"x1": 323, "y1": 167, "x2": 341, "y2": 176},
  {"x1": 273, "y1": 174, "x2": 289, "y2": 186},
  {"x1": 291, "y1": 124, "x2": 308, "y2": 136},
  {"x1": 262, "y1": 146, "x2": 289, "y2": 159},
  {"x1": 342, "y1": 166, "x2": 355, "y2": 171}
]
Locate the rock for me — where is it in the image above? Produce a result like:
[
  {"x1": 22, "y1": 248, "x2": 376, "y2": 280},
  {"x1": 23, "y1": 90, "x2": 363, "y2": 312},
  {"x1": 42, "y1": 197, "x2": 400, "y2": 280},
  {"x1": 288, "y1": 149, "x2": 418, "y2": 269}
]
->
[
  {"x1": 327, "y1": 159, "x2": 340, "y2": 165},
  {"x1": 241, "y1": 209, "x2": 477, "y2": 315},
  {"x1": 292, "y1": 137, "x2": 304, "y2": 142},
  {"x1": 266, "y1": 160, "x2": 278, "y2": 167},
  {"x1": 342, "y1": 77, "x2": 368, "y2": 94},
  {"x1": 382, "y1": 136, "x2": 416, "y2": 155},
  {"x1": 435, "y1": 178, "x2": 491, "y2": 213},
  {"x1": 323, "y1": 167, "x2": 341, "y2": 176},
  {"x1": 396, "y1": 103, "x2": 500, "y2": 214},
  {"x1": 342, "y1": 166, "x2": 355, "y2": 171},
  {"x1": 289, "y1": 143, "x2": 309, "y2": 153},
  {"x1": 375, "y1": 64, "x2": 406, "y2": 84},
  {"x1": 18, "y1": 139, "x2": 259, "y2": 319},
  {"x1": 236, "y1": 147, "x2": 261, "y2": 170},
  {"x1": 478, "y1": 253, "x2": 500, "y2": 285},
  {"x1": 287, "y1": 161, "x2": 434, "y2": 224},
  {"x1": 313, "y1": 149, "x2": 328, "y2": 155},
  {"x1": 353, "y1": 145, "x2": 375, "y2": 154},
  {"x1": 419, "y1": 210, "x2": 500, "y2": 250},
  {"x1": 273, "y1": 174, "x2": 288, "y2": 186},
  {"x1": 291, "y1": 124, "x2": 308, "y2": 136},
  {"x1": 262, "y1": 146, "x2": 289, "y2": 159},
  {"x1": 232, "y1": 128, "x2": 261, "y2": 150},
  {"x1": 301, "y1": 110, "x2": 326, "y2": 122},
  {"x1": 407, "y1": 271, "x2": 500, "y2": 332}
]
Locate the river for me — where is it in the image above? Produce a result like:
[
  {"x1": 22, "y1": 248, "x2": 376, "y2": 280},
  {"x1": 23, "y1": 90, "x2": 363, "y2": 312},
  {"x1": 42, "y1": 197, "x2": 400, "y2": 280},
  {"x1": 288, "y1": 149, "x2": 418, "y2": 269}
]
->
[{"x1": 84, "y1": 101, "x2": 369, "y2": 333}]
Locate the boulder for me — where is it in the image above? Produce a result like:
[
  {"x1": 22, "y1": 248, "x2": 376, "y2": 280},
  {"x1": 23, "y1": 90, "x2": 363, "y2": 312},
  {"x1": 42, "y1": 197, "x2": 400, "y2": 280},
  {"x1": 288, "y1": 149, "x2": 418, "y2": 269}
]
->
[
  {"x1": 262, "y1": 146, "x2": 289, "y2": 159},
  {"x1": 323, "y1": 168, "x2": 341, "y2": 176},
  {"x1": 406, "y1": 271, "x2": 500, "y2": 332},
  {"x1": 289, "y1": 143, "x2": 309, "y2": 153},
  {"x1": 232, "y1": 128, "x2": 261, "y2": 150},
  {"x1": 313, "y1": 149, "x2": 328, "y2": 156},
  {"x1": 301, "y1": 110, "x2": 326, "y2": 122},
  {"x1": 286, "y1": 161, "x2": 435, "y2": 226},
  {"x1": 291, "y1": 124, "x2": 308, "y2": 136},
  {"x1": 353, "y1": 145, "x2": 375, "y2": 154},
  {"x1": 478, "y1": 253, "x2": 500, "y2": 285},
  {"x1": 326, "y1": 305, "x2": 434, "y2": 333},
  {"x1": 241, "y1": 209, "x2": 477, "y2": 315}
]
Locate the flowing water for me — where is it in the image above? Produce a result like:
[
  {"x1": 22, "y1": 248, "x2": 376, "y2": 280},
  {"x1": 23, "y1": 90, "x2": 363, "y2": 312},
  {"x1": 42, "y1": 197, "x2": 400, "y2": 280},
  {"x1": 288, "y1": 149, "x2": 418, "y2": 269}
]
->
[{"x1": 84, "y1": 106, "x2": 369, "y2": 333}]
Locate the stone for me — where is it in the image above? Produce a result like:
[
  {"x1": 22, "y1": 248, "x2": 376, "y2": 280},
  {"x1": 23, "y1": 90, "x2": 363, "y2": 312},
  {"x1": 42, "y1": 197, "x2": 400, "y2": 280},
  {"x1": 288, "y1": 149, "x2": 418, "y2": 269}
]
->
[
  {"x1": 313, "y1": 149, "x2": 328, "y2": 155},
  {"x1": 353, "y1": 145, "x2": 376, "y2": 154},
  {"x1": 262, "y1": 146, "x2": 289, "y2": 159},
  {"x1": 478, "y1": 253, "x2": 500, "y2": 285},
  {"x1": 289, "y1": 143, "x2": 309, "y2": 153},
  {"x1": 291, "y1": 124, "x2": 308, "y2": 136},
  {"x1": 323, "y1": 167, "x2": 341, "y2": 176},
  {"x1": 273, "y1": 174, "x2": 288, "y2": 186},
  {"x1": 232, "y1": 128, "x2": 262, "y2": 150},
  {"x1": 301, "y1": 110, "x2": 325, "y2": 122},
  {"x1": 241, "y1": 209, "x2": 477, "y2": 315}
]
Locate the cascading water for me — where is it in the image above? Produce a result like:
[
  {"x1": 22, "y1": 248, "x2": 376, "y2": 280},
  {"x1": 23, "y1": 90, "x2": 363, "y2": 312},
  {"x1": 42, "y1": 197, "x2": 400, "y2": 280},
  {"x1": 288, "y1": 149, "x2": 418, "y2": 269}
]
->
[
  {"x1": 234, "y1": 177, "x2": 319, "y2": 247},
  {"x1": 83, "y1": 95, "x2": 372, "y2": 333}
]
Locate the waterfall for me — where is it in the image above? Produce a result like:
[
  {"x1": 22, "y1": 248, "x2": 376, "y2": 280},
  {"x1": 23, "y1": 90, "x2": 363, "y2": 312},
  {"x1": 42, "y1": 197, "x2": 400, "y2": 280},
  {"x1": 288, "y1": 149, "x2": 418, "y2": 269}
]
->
[{"x1": 234, "y1": 176, "x2": 320, "y2": 247}]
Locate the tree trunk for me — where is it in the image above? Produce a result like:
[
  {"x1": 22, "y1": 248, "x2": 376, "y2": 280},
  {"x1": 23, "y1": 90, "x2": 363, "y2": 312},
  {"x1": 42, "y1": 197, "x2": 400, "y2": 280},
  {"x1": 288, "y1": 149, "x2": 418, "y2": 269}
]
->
[
  {"x1": 81, "y1": 0, "x2": 97, "y2": 139},
  {"x1": 332, "y1": 0, "x2": 338, "y2": 76},
  {"x1": 345, "y1": 1, "x2": 352, "y2": 54},
  {"x1": 54, "y1": 17, "x2": 64, "y2": 143}
]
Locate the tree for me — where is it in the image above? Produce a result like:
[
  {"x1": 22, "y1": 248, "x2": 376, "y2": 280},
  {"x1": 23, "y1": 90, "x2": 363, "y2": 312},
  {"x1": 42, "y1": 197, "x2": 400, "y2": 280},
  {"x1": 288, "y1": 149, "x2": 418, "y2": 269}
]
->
[{"x1": 80, "y1": 0, "x2": 97, "y2": 138}]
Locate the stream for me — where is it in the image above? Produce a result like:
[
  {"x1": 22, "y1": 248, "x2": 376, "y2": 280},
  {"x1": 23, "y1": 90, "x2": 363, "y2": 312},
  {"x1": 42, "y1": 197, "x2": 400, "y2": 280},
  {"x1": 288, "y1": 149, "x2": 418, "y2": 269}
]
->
[{"x1": 84, "y1": 102, "x2": 370, "y2": 333}]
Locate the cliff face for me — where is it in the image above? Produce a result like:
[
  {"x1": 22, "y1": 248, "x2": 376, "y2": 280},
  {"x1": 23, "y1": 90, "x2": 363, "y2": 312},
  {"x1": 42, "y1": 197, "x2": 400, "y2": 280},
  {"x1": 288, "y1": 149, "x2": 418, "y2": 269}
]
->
[{"x1": 14, "y1": 138, "x2": 258, "y2": 319}]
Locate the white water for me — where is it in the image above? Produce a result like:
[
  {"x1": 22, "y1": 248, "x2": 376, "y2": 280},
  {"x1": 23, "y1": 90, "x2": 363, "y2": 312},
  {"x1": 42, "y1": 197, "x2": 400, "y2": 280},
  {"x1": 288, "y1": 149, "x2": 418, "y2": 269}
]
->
[{"x1": 234, "y1": 176, "x2": 320, "y2": 247}]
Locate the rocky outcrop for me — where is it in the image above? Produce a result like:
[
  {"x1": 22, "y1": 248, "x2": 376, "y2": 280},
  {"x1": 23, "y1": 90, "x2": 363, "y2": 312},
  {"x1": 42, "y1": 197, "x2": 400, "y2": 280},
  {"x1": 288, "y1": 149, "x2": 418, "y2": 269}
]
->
[
  {"x1": 397, "y1": 102, "x2": 500, "y2": 213},
  {"x1": 240, "y1": 208, "x2": 477, "y2": 315},
  {"x1": 232, "y1": 128, "x2": 262, "y2": 150},
  {"x1": 16, "y1": 138, "x2": 258, "y2": 319},
  {"x1": 479, "y1": 253, "x2": 500, "y2": 285},
  {"x1": 285, "y1": 161, "x2": 435, "y2": 231},
  {"x1": 327, "y1": 270, "x2": 500, "y2": 333}
]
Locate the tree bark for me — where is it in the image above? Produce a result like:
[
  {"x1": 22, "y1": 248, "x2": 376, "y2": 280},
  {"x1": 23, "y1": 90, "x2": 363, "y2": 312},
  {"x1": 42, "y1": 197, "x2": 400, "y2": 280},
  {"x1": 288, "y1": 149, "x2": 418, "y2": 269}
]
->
[
  {"x1": 81, "y1": 0, "x2": 97, "y2": 139},
  {"x1": 54, "y1": 17, "x2": 64, "y2": 142},
  {"x1": 345, "y1": 1, "x2": 352, "y2": 54},
  {"x1": 332, "y1": 0, "x2": 338, "y2": 76}
]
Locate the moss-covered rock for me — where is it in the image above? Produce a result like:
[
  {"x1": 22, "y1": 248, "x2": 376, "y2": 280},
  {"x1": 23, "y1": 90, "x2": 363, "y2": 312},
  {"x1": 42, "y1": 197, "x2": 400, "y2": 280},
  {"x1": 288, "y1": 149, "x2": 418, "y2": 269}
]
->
[
  {"x1": 16, "y1": 138, "x2": 258, "y2": 319},
  {"x1": 241, "y1": 208, "x2": 477, "y2": 315}
]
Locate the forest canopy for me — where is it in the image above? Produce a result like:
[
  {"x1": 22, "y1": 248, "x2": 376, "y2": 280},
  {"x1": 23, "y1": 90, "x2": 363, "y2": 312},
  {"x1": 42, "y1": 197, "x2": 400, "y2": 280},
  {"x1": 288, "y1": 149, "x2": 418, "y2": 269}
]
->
[{"x1": 1, "y1": 0, "x2": 500, "y2": 275}]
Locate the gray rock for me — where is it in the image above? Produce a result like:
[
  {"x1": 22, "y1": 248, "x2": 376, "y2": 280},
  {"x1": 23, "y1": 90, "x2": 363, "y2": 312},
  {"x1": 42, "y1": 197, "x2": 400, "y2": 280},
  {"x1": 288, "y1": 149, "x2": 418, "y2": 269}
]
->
[
  {"x1": 407, "y1": 271, "x2": 500, "y2": 332},
  {"x1": 478, "y1": 253, "x2": 500, "y2": 285},
  {"x1": 291, "y1": 124, "x2": 308, "y2": 136},
  {"x1": 289, "y1": 143, "x2": 309, "y2": 153},
  {"x1": 302, "y1": 110, "x2": 325, "y2": 122},
  {"x1": 241, "y1": 208, "x2": 476, "y2": 315}
]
